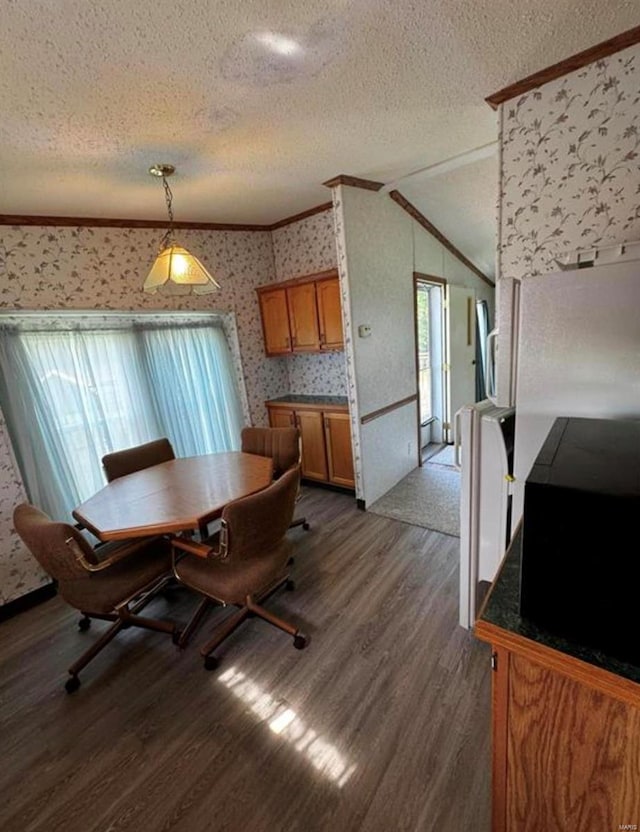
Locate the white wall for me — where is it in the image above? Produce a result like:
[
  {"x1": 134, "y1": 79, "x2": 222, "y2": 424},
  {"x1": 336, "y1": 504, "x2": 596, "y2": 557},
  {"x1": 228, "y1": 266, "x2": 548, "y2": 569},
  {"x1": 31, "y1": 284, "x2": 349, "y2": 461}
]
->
[{"x1": 333, "y1": 184, "x2": 495, "y2": 506}]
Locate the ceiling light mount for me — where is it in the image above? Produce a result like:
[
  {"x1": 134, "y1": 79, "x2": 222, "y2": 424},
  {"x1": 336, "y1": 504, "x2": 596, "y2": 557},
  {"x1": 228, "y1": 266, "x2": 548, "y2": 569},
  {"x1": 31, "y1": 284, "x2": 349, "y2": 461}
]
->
[
  {"x1": 148, "y1": 163, "x2": 175, "y2": 178},
  {"x1": 143, "y1": 163, "x2": 220, "y2": 295}
]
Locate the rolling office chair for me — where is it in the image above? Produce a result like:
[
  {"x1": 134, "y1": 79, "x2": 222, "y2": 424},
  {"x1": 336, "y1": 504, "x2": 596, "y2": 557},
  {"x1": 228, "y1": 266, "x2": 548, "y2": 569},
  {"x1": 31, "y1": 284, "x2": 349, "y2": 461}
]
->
[
  {"x1": 240, "y1": 426, "x2": 309, "y2": 531},
  {"x1": 14, "y1": 504, "x2": 179, "y2": 693},
  {"x1": 171, "y1": 465, "x2": 308, "y2": 669},
  {"x1": 102, "y1": 437, "x2": 175, "y2": 482}
]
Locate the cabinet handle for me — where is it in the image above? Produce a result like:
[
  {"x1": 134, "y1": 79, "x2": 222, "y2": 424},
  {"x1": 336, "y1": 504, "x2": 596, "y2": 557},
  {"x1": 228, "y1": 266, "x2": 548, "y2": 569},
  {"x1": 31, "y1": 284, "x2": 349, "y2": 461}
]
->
[{"x1": 319, "y1": 332, "x2": 325, "y2": 345}]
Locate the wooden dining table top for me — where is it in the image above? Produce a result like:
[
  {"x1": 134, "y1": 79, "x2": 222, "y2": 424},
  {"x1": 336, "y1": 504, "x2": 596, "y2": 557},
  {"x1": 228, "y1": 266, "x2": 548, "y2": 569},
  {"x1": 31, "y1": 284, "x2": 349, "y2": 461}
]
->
[{"x1": 72, "y1": 452, "x2": 274, "y2": 541}]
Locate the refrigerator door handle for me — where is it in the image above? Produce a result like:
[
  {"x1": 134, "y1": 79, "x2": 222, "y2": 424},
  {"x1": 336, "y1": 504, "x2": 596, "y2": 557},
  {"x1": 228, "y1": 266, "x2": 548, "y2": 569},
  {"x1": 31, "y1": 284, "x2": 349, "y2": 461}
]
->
[
  {"x1": 486, "y1": 328, "x2": 498, "y2": 404},
  {"x1": 454, "y1": 408, "x2": 462, "y2": 468}
]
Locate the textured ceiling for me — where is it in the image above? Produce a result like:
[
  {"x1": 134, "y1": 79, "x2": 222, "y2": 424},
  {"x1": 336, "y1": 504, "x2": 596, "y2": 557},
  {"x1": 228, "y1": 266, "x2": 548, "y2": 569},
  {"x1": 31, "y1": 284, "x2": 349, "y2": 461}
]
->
[{"x1": 1, "y1": 0, "x2": 638, "y2": 276}]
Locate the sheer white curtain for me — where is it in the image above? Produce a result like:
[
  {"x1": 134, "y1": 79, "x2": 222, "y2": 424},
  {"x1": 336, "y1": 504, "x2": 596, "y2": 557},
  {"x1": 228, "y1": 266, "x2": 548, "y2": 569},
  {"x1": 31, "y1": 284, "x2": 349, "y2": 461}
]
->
[
  {"x1": 0, "y1": 319, "x2": 243, "y2": 521},
  {"x1": 139, "y1": 324, "x2": 242, "y2": 457}
]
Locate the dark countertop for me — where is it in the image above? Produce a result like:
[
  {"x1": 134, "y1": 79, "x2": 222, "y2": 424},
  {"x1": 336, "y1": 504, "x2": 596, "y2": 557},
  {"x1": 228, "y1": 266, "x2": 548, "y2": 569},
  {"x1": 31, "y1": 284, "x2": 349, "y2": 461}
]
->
[
  {"x1": 266, "y1": 394, "x2": 349, "y2": 407},
  {"x1": 479, "y1": 528, "x2": 640, "y2": 685}
]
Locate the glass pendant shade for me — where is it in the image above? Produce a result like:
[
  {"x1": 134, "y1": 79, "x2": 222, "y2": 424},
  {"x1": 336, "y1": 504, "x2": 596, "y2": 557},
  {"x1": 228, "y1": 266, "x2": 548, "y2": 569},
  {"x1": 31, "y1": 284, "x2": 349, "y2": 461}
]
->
[{"x1": 143, "y1": 244, "x2": 221, "y2": 295}]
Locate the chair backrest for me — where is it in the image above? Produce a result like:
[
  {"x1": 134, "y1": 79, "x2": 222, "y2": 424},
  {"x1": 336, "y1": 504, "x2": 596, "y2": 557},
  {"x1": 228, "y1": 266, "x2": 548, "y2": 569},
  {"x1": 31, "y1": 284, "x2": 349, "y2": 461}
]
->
[
  {"x1": 13, "y1": 503, "x2": 98, "y2": 582},
  {"x1": 241, "y1": 427, "x2": 299, "y2": 479},
  {"x1": 221, "y1": 465, "x2": 300, "y2": 561},
  {"x1": 102, "y1": 438, "x2": 175, "y2": 482}
]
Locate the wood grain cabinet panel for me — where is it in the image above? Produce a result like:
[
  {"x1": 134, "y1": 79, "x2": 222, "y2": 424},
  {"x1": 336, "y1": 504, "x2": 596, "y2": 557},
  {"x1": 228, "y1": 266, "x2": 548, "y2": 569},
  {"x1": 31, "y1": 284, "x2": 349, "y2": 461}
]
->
[
  {"x1": 286, "y1": 283, "x2": 321, "y2": 351},
  {"x1": 256, "y1": 270, "x2": 343, "y2": 356},
  {"x1": 296, "y1": 410, "x2": 328, "y2": 481},
  {"x1": 267, "y1": 407, "x2": 295, "y2": 428},
  {"x1": 316, "y1": 276, "x2": 344, "y2": 350},
  {"x1": 489, "y1": 649, "x2": 640, "y2": 832},
  {"x1": 324, "y1": 412, "x2": 355, "y2": 487},
  {"x1": 259, "y1": 288, "x2": 291, "y2": 355}
]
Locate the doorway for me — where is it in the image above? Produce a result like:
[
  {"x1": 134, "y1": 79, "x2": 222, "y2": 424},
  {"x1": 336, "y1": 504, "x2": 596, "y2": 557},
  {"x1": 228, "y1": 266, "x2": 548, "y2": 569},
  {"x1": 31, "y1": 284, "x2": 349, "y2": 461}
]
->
[{"x1": 414, "y1": 274, "x2": 445, "y2": 464}]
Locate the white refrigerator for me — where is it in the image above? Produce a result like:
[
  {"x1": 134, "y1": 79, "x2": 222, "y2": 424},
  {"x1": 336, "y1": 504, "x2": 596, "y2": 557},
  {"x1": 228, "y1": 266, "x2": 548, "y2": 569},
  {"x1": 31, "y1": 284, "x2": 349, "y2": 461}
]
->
[
  {"x1": 511, "y1": 250, "x2": 640, "y2": 532},
  {"x1": 457, "y1": 401, "x2": 515, "y2": 629},
  {"x1": 458, "y1": 241, "x2": 640, "y2": 629}
]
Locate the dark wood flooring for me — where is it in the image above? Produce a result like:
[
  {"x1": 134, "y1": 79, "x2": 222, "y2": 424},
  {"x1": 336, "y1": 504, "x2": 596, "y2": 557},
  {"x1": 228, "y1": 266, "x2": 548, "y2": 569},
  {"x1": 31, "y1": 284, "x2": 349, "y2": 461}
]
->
[{"x1": 0, "y1": 487, "x2": 491, "y2": 832}]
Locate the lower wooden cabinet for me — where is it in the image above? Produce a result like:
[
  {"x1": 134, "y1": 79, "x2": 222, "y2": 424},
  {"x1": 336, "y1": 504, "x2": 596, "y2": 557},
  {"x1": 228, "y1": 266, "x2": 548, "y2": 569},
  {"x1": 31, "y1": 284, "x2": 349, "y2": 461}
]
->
[
  {"x1": 480, "y1": 643, "x2": 640, "y2": 832},
  {"x1": 266, "y1": 401, "x2": 355, "y2": 489},
  {"x1": 296, "y1": 410, "x2": 328, "y2": 481},
  {"x1": 323, "y1": 412, "x2": 355, "y2": 487}
]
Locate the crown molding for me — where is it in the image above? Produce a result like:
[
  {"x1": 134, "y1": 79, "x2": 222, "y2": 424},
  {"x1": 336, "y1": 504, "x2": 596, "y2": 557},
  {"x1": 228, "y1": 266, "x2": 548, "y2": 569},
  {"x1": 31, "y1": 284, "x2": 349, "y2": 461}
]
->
[
  {"x1": 389, "y1": 191, "x2": 494, "y2": 287},
  {"x1": 0, "y1": 214, "x2": 267, "y2": 231},
  {"x1": 268, "y1": 202, "x2": 333, "y2": 230},
  {"x1": 486, "y1": 24, "x2": 640, "y2": 109},
  {"x1": 323, "y1": 174, "x2": 385, "y2": 192}
]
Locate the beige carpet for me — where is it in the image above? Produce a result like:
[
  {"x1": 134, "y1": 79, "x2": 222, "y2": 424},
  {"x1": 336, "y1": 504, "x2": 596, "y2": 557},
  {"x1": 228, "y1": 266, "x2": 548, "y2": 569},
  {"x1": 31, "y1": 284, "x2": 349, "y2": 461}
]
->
[{"x1": 368, "y1": 459, "x2": 460, "y2": 537}]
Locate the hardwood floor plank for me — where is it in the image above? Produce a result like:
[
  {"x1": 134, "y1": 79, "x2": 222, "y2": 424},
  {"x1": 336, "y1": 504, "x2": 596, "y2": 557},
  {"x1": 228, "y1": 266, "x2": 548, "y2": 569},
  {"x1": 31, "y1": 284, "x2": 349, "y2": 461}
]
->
[{"x1": 0, "y1": 487, "x2": 491, "y2": 832}]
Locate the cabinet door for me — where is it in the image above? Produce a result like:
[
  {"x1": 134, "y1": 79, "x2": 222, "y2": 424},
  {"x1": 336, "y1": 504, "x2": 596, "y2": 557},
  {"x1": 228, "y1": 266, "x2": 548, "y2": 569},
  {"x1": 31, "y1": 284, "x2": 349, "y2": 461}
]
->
[
  {"x1": 259, "y1": 288, "x2": 291, "y2": 355},
  {"x1": 323, "y1": 412, "x2": 355, "y2": 488},
  {"x1": 268, "y1": 407, "x2": 295, "y2": 428},
  {"x1": 296, "y1": 410, "x2": 328, "y2": 481},
  {"x1": 316, "y1": 276, "x2": 344, "y2": 350},
  {"x1": 286, "y1": 283, "x2": 321, "y2": 352}
]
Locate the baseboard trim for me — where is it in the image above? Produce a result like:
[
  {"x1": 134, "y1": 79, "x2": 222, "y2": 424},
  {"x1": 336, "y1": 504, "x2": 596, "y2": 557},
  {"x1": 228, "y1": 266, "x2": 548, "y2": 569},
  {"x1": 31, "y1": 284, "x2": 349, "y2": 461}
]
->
[{"x1": 0, "y1": 582, "x2": 57, "y2": 623}]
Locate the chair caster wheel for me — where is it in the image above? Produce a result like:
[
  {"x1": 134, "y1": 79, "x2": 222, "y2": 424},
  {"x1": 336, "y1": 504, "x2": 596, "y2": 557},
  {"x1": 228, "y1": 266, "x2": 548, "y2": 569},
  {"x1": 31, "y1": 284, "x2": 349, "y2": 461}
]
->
[
  {"x1": 203, "y1": 655, "x2": 219, "y2": 671},
  {"x1": 65, "y1": 675, "x2": 81, "y2": 694},
  {"x1": 78, "y1": 616, "x2": 91, "y2": 632},
  {"x1": 285, "y1": 579, "x2": 296, "y2": 591},
  {"x1": 302, "y1": 522, "x2": 310, "y2": 531},
  {"x1": 287, "y1": 557, "x2": 295, "y2": 566},
  {"x1": 293, "y1": 633, "x2": 308, "y2": 650},
  {"x1": 172, "y1": 628, "x2": 182, "y2": 646}
]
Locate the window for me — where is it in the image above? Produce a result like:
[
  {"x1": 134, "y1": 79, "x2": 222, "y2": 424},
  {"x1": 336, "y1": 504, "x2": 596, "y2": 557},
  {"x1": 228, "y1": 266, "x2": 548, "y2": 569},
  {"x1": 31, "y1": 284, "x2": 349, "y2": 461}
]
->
[{"x1": 0, "y1": 316, "x2": 244, "y2": 521}]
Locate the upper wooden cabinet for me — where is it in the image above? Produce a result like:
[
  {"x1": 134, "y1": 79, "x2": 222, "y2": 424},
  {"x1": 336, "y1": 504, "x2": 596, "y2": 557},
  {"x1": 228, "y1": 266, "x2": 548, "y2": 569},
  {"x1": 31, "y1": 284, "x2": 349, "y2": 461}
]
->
[
  {"x1": 316, "y1": 276, "x2": 344, "y2": 350},
  {"x1": 286, "y1": 283, "x2": 321, "y2": 351},
  {"x1": 258, "y1": 288, "x2": 291, "y2": 355},
  {"x1": 257, "y1": 270, "x2": 344, "y2": 356}
]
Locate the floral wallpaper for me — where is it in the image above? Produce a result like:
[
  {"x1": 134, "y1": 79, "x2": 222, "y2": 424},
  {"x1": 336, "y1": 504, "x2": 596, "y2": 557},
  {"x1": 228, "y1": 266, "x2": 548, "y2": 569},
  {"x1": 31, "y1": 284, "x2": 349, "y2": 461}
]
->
[
  {"x1": 331, "y1": 187, "x2": 364, "y2": 499},
  {"x1": 287, "y1": 352, "x2": 347, "y2": 397},
  {"x1": 272, "y1": 208, "x2": 337, "y2": 280},
  {"x1": 0, "y1": 404, "x2": 49, "y2": 605},
  {"x1": 500, "y1": 43, "x2": 640, "y2": 279}
]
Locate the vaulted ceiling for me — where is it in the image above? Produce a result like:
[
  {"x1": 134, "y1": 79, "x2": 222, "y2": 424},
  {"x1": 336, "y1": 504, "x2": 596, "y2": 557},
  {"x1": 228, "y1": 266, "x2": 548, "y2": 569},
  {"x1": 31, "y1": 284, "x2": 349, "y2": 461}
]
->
[{"x1": 1, "y1": 0, "x2": 638, "y2": 277}]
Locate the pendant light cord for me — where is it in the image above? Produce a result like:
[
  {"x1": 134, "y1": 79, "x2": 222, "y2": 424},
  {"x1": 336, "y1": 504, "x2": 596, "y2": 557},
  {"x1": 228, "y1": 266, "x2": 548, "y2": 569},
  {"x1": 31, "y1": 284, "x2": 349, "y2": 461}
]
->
[{"x1": 160, "y1": 175, "x2": 175, "y2": 249}]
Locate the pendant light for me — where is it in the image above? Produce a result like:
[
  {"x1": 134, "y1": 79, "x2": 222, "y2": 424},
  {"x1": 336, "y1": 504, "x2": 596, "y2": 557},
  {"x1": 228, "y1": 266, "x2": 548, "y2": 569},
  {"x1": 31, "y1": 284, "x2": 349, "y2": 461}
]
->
[{"x1": 143, "y1": 164, "x2": 220, "y2": 295}]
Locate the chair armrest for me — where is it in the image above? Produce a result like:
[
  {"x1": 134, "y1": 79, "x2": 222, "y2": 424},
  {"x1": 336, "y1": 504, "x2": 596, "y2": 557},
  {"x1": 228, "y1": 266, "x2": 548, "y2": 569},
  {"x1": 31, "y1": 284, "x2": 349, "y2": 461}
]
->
[
  {"x1": 65, "y1": 536, "x2": 161, "y2": 572},
  {"x1": 172, "y1": 538, "x2": 216, "y2": 559}
]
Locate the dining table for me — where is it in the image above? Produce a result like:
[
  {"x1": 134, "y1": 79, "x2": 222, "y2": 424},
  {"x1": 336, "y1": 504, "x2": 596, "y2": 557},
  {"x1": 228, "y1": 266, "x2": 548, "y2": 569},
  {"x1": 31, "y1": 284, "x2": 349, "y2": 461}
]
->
[{"x1": 72, "y1": 451, "x2": 274, "y2": 542}]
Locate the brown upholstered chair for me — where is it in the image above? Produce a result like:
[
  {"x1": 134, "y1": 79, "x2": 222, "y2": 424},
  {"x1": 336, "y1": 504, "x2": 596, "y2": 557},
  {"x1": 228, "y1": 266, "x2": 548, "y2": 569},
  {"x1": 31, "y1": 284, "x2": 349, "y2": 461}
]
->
[
  {"x1": 241, "y1": 426, "x2": 309, "y2": 531},
  {"x1": 14, "y1": 503, "x2": 179, "y2": 693},
  {"x1": 172, "y1": 465, "x2": 308, "y2": 669},
  {"x1": 102, "y1": 437, "x2": 175, "y2": 482}
]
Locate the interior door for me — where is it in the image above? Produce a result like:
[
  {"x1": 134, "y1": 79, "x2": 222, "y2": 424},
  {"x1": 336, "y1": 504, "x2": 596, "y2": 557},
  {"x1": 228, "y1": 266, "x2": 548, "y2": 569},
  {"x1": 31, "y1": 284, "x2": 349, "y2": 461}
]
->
[{"x1": 446, "y1": 285, "x2": 476, "y2": 443}]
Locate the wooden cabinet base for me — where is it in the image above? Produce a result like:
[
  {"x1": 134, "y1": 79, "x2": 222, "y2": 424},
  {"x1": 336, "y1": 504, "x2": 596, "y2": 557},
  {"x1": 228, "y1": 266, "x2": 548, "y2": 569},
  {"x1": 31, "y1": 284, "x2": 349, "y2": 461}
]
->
[
  {"x1": 266, "y1": 400, "x2": 355, "y2": 490},
  {"x1": 476, "y1": 628, "x2": 640, "y2": 832}
]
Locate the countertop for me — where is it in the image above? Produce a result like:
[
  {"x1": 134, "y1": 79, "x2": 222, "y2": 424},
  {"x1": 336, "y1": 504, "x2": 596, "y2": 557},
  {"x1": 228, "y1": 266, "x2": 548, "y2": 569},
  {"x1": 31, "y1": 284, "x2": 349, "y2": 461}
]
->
[
  {"x1": 266, "y1": 394, "x2": 349, "y2": 407},
  {"x1": 478, "y1": 528, "x2": 640, "y2": 686}
]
